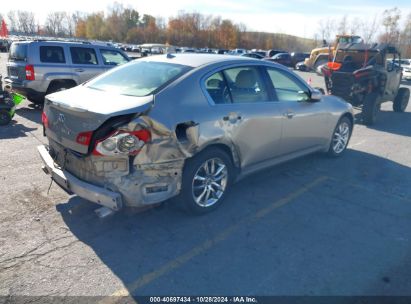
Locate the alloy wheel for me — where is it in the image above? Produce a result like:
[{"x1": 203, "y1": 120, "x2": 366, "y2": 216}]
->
[
  {"x1": 192, "y1": 158, "x2": 228, "y2": 208},
  {"x1": 332, "y1": 121, "x2": 350, "y2": 154}
]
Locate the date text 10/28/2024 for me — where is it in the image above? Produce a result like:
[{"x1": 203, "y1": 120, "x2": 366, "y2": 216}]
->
[{"x1": 149, "y1": 297, "x2": 257, "y2": 303}]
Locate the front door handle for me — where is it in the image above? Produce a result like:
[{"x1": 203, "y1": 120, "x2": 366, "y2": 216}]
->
[
  {"x1": 284, "y1": 111, "x2": 295, "y2": 119},
  {"x1": 75, "y1": 68, "x2": 84, "y2": 72}
]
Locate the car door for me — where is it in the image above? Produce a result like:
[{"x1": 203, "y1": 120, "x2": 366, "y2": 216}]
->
[
  {"x1": 265, "y1": 67, "x2": 330, "y2": 155},
  {"x1": 69, "y1": 46, "x2": 104, "y2": 84},
  {"x1": 204, "y1": 66, "x2": 283, "y2": 170}
]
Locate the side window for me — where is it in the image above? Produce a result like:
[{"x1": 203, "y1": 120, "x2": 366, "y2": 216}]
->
[
  {"x1": 70, "y1": 47, "x2": 98, "y2": 65},
  {"x1": 100, "y1": 49, "x2": 129, "y2": 66},
  {"x1": 40, "y1": 46, "x2": 65, "y2": 63},
  {"x1": 267, "y1": 68, "x2": 308, "y2": 102},
  {"x1": 205, "y1": 72, "x2": 231, "y2": 104},
  {"x1": 223, "y1": 67, "x2": 269, "y2": 103}
]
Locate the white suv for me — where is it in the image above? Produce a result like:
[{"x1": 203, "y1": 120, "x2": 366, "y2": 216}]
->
[{"x1": 401, "y1": 59, "x2": 411, "y2": 81}]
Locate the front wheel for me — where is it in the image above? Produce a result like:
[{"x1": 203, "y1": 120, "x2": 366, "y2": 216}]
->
[
  {"x1": 393, "y1": 87, "x2": 410, "y2": 112},
  {"x1": 328, "y1": 116, "x2": 352, "y2": 157},
  {"x1": 180, "y1": 148, "x2": 233, "y2": 214}
]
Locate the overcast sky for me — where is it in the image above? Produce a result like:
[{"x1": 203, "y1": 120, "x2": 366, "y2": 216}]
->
[{"x1": 2, "y1": 0, "x2": 411, "y2": 38}]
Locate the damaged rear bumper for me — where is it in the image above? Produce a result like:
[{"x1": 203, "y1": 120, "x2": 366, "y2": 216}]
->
[{"x1": 37, "y1": 145, "x2": 123, "y2": 211}]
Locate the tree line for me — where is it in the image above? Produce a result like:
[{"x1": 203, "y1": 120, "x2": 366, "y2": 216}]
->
[
  {"x1": 0, "y1": 3, "x2": 317, "y2": 52},
  {"x1": 317, "y1": 8, "x2": 411, "y2": 57},
  {"x1": 1, "y1": 4, "x2": 411, "y2": 56}
]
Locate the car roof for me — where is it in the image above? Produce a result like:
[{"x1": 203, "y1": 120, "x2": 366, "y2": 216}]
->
[
  {"x1": 337, "y1": 43, "x2": 397, "y2": 53},
  {"x1": 12, "y1": 40, "x2": 117, "y2": 49},
  {"x1": 137, "y1": 53, "x2": 255, "y2": 68}
]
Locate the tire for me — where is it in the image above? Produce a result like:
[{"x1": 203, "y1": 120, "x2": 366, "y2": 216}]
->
[
  {"x1": 180, "y1": 148, "x2": 234, "y2": 214},
  {"x1": 328, "y1": 116, "x2": 352, "y2": 157},
  {"x1": 393, "y1": 87, "x2": 410, "y2": 112},
  {"x1": 362, "y1": 92, "x2": 381, "y2": 125},
  {"x1": 0, "y1": 110, "x2": 12, "y2": 126},
  {"x1": 296, "y1": 64, "x2": 306, "y2": 71},
  {"x1": 46, "y1": 82, "x2": 75, "y2": 95},
  {"x1": 27, "y1": 96, "x2": 44, "y2": 105}
]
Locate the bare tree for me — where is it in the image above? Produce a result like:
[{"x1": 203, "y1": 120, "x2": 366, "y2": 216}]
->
[
  {"x1": 337, "y1": 15, "x2": 349, "y2": 35},
  {"x1": 45, "y1": 12, "x2": 67, "y2": 36},
  {"x1": 17, "y1": 11, "x2": 36, "y2": 34},
  {"x1": 7, "y1": 11, "x2": 18, "y2": 32},
  {"x1": 65, "y1": 13, "x2": 76, "y2": 37},
  {"x1": 360, "y1": 15, "x2": 379, "y2": 44},
  {"x1": 381, "y1": 7, "x2": 401, "y2": 44},
  {"x1": 349, "y1": 17, "x2": 361, "y2": 36},
  {"x1": 399, "y1": 13, "x2": 411, "y2": 57},
  {"x1": 318, "y1": 18, "x2": 336, "y2": 44}
]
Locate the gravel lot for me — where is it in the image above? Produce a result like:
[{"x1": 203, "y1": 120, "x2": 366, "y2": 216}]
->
[{"x1": 1, "y1": 52, "x2": 411, "y2": 299}]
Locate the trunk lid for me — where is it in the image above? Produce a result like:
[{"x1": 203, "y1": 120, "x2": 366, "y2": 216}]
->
[{"x1": 44, "y1": 85, "x2": 153, "y2": 154}]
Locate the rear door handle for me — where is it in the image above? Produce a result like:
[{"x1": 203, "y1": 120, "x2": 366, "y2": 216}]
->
[{"x1": 75, "y1": 68, "x2": 84, "y2": 72}]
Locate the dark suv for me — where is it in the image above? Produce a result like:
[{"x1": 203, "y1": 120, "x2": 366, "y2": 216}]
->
[
  {"x1": 0, "y1": 39, "x2": 10, "y2": 52},
  {"x1": 4, "y1": 40, "x2": 130, "y2": 104}
]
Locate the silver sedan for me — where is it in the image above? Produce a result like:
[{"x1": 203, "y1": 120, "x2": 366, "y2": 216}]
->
[{"x1": 38, "y1": 54, "x2": 354, "y2": 215}]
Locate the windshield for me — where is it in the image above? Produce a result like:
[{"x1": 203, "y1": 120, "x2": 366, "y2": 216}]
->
[
  {"x1": 338, "y1": 36, "x2": 363, "y2": 44},
  {"x1": 86, "y1": 60, "x2": 191, "y2": 97},
  {"x1": 9, "y1": 43, "x2": 27, "y2": 61}
]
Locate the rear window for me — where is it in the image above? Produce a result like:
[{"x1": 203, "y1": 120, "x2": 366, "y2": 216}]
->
[
  {"x1": 9, "y1": 43, "x2": 27, "y2": 61},
  {"x1": 86, "y1": 61, "x2": 190, "y2": 97},
  {"x1": 40, "y1": 46, "x2": 66, "y2": 63}
]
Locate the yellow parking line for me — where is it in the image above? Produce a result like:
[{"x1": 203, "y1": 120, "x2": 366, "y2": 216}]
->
[{"x1": 105, "y1": 175, "x2": 328, "y2": 300}]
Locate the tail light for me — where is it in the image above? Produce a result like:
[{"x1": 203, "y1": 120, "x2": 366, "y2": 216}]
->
[
  {"x1": 41, "y1": 112, "x2": 49, "y2": 128},
  {"x1": 76, "y1": 131, "x2": 93, "y2": 146},
  {"x1": 93, "y1": 129, "x2": 151, "y2": 156},
  {"x1": 25, "y1": 65, "x2": 35, "y2": 81}
]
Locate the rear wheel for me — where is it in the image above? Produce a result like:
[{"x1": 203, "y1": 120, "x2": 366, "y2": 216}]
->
[
  {"x1": 362, "y1": 92, "x2": 380, "y2": 125},
  {"x1": 0, "y1": 110, "x2": 11, "y2": 126},
  {"x1": 328, "y1": 116, "x2": 352, "y2": 157},
  {"x1": 27, "y1": 96, "x2": 44, "y2": 105},
  {"x1": 46, "y1": 82, "x2": 76, "y2": 95},
  {"x1": 393, "y1": 87, "x2": 410, "y2": 112},
  {"x1": 180, "y1": 148, "x2": 233, "y2": 214}
]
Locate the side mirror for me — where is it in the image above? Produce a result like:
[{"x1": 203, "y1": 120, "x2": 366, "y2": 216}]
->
[{"x1": 310, "y1": 89, "x2": 323, "y2": 101}]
